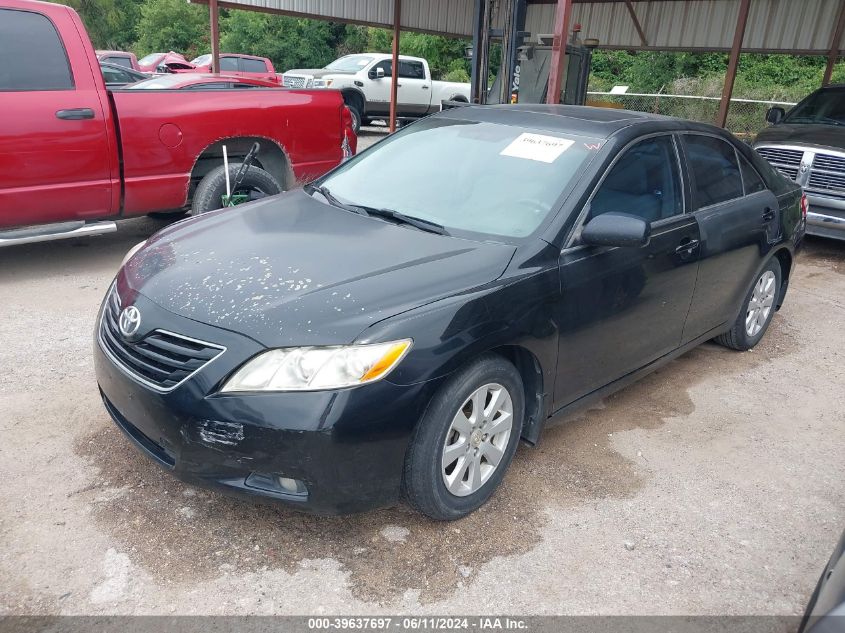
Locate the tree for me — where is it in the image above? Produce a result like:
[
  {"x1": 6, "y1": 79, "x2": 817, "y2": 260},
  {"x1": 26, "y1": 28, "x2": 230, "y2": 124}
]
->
[
  {"x1": 53, "y1": 0, "x2": 140, "y2": 49},
  {"x1": 220, "y1": 11, "x2": 338, "y2": 71},
  {"x1": 134, "y1": 0, "x2": 209, "y2": 60}
]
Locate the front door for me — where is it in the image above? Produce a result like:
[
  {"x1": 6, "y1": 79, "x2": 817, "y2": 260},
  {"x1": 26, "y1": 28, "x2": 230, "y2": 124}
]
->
[
  {"x1": 553, "y1": 134, "x2": 701, "y2": 409},
  {"x1": 0, "y1": 7, "x2": 113, "y2": 229}
]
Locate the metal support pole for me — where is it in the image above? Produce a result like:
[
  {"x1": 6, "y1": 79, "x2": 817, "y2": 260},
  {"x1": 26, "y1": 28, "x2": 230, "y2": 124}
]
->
[
  {"x1": 716, "y1": 0, "x2": 750, "y2": 129},
  {"x1": 823, "y1": 0, "x2": 845, "y2": 86},
  {"x1": 624, "y1": 0, "x2": 648, "y2": 47},
  {"x1": 209, "y1": 0, "x2": 220, "y2": 74},
  {"x1": 546, "y1": 0, "x2": 573, "y2": 105},
  {"x1": 389, "y1": 0, "x2": 401, "y2": 132},
  {"x1": 471, "y1": 0, "x2": 492, "y2": 104}
]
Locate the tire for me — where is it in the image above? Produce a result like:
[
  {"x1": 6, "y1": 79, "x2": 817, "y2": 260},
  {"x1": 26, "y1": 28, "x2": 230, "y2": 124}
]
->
[
  {"x1": 402, "y1": 354, "x2": 524, "y2": 521},
  {"x1": 716, "y1": 257, "x2": 782, "y2": 351},
  {"x1": 191, "y1": 163, "x2": 282, "y2": 215},
  {"x1": 348, "y1": 106, "x2": 362, "y2": 134}
]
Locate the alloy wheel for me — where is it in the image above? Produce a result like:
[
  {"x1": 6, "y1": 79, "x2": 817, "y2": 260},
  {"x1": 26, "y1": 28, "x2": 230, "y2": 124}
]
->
[
  {"x1": 441, "y1": 383, "x2": 513, "y2": 497},
  {"x1": 745, "y1": 270, "x2": 777, "y2": 337}
]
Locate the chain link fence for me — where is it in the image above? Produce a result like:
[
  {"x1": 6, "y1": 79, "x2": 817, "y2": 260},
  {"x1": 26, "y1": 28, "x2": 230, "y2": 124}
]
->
[{"x1": 586, "y1": 92, "x2": 796, "y2": 142}]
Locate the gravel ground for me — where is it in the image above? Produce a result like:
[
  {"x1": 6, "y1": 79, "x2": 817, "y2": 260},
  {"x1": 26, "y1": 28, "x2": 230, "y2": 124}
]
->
[{"x1": 0, "y1": 182, "x2": 843, "y2": 615}]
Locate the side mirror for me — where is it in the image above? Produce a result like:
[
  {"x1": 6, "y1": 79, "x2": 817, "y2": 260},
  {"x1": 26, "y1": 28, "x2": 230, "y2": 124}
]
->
[
  {"x1": 766, "y1": 107, "x2": 785, "y2": 125},
  {"x1": 372, "y1": 67, "x2": 385, "y2": 80},
  {"x1": 582, "y1": 212, "x2": 651, "y2": 248}
]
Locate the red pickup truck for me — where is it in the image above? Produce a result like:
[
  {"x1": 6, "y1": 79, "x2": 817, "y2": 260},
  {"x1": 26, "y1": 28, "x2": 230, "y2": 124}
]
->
[{"x1": 0, "y1": 0, "x2": 355, "y2": 246}]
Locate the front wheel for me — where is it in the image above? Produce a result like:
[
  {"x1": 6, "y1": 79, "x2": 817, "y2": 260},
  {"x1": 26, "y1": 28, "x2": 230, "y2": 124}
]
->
[
  {"x1": 402, "y1": 354, "x2": 524, "y2": 520},
  {"x1": 716, "y1": 257, "x2": 782, "y2": 350},
  {"x1": 191, "y1": 163, "x2": 282, "y2": 215}
]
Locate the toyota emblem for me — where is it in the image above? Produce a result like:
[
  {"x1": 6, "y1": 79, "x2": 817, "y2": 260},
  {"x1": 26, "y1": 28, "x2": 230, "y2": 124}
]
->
[{"x1": 118, "y1": 306, "x2": 142, "y2": 339}]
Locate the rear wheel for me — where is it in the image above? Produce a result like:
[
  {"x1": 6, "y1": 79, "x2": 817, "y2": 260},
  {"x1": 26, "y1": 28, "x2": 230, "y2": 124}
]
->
[
  {"x1": 403, "y1": 354, "x2": 524, "y2": 520},
  {"x1": 716, "y1": 258, "x2": 782, "y2": 350},
  {"x1": 191, "y1": 163, "x2": 282, "y2": 215}
]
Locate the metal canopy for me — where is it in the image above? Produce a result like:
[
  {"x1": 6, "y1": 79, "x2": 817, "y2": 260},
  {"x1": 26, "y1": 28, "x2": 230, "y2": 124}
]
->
[{"x1": 189, "y1": 0, "x2": 845, "y2": 55}]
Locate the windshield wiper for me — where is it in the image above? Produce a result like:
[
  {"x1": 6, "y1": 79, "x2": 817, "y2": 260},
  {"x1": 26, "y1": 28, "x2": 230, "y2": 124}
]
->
[
  {"x1": 355, "y1": 206, "x2": 450, "y2": 236},
  {"x1": 306, "y1": 183, "x2": 367, "y2": 215}
]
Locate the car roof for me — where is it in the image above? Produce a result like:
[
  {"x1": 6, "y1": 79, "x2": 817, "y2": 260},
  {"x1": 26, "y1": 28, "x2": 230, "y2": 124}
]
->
[{"x1": 437, "y1": 104, "x2": 728, "y2": 140}]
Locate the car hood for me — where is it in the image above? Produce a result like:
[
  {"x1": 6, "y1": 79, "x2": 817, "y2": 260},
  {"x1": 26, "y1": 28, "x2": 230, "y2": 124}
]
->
[
  {"x1": 284, "y1": 68, "x2": 354, "y2": 78},
  {"x1": 120, "y1": 190, "x2": 515, "y2": 348},
  {"x1": 755, "y1": 123, "x2": 845, "y2": 151}
]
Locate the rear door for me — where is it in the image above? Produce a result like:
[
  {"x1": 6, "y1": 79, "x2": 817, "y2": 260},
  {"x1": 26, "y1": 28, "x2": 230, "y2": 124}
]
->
[
  {"x1": 219, "y1": 55, "x2": 241, "y2": 77},
  {"x1": 554, "y1": 134, "x2": 701, "y2": 407},
  {"x1": 679, "y1": 133, "x2": 780, "y2": 343},
  {"x1": 396, "y1": 59, "x2": 431, "y2": 115},
  {"x1": 0, "y1": 5, "x2": 115, "y2": 228}
]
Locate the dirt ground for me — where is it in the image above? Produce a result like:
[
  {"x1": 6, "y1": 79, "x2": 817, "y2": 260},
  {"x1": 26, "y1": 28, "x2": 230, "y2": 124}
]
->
[{"x1": 0, "y1": 184, "x2": 843, "y2": 615}]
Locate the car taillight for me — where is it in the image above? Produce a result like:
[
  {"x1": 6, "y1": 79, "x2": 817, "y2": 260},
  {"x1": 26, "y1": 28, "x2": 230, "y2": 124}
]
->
[{"x1": 800, "y1": 192, "x2": 808, "y2": 219}]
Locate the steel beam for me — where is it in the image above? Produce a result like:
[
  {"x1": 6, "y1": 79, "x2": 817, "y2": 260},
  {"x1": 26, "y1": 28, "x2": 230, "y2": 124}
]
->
[
  {"x1": 209, "y1": 0, "x2": 220, "y2": 73},
  {"x1": 715, "y1": 0, "x2": 750, "y2": 128},
  {"x1": 624, "y1": 0, "x2": 648, "y2": 47},
  {"x1": 823, "y1": 0, "x2": 845, "y2": 86},
  {"x1": 389, "y1": 0, "x2": 401, "y2": 132},
  {"x1": 546, "y1": 0, "x2": 574, "y2": 105}
]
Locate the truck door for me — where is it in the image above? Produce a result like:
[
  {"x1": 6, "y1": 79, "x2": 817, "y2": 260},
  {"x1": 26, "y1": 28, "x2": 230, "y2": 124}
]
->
[
  {"x1": 0, "y1": 6, "x2": 114, "y2": 229},
  {"x1": 397, "y1": 59, "x2": 432, "y2": 116}
]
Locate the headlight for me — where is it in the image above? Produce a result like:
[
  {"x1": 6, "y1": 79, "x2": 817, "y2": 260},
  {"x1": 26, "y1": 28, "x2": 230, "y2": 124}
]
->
[
  {"x1": 220, "y1": 339, "x2": 412, "y2": 392},
  {"x1": 120, "y1": 240, "x2": 146, "y2": 267},
  {"x1": 312, "y1": 79, "x2": 332, "y2": 88}
]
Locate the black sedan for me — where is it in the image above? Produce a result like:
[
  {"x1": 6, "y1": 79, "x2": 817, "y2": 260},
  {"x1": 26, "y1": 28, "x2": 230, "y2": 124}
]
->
[{"x1": 94, "y1": 105, "x2": 805, "y2": 520}]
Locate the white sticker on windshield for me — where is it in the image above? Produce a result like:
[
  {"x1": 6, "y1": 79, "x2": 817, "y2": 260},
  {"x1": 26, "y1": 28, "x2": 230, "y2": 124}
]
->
[{"x1": 500, "y1": 133, "x2": 574, "y2": 163}]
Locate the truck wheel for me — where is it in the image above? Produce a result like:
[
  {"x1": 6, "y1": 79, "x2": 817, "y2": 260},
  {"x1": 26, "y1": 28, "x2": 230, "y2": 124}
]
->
[
  {"x1": 348, "y1": 106, "x2": 362, "y2": 134},
  {"x1": 191, "y1": 163, "x2": 282, "y2": 215}
]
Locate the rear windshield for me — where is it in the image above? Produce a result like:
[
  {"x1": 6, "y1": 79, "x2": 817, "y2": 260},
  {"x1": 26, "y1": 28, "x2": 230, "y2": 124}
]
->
[
  {"x1": 138, "y1": 53, "x2": 163, "y2": 66},
  {"x1": 319, "y1": 118, "x2": 601, "y2": 241}
]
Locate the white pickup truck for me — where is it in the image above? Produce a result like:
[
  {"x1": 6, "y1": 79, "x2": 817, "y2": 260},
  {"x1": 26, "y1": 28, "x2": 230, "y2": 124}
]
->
[{"x1": 282, "y1": 53, "x2": 470, "y2": 132}]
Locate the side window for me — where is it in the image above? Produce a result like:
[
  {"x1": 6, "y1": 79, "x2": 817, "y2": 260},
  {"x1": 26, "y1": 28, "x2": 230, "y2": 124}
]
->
[
  {"x1": 590, "y1": 136, "x2": 683, "y2": 223},
  {"x1": 738, "y1": 153, "x2": 766, "y2": 194},
  {"x1": 373, "y1": 60, "x2": 392, "y2": 77},
  {"x1": 0, "y1": 9, "x2": 73, "y2": 90},
  {"x1": 241, "y1": 58, "x2": 267, "y2": 73},
  {"x1": 101, "y1": 66, "x2": 125, "y2": 84},
  {"x1": 220, "y1": 57, "x2": 239, "y2": 72},
  {"x1": 684, "y1": 134, "x2": 744, "y2": 207},
  {"x1": 398, "y1": 60, "x2": 425, "y2": 79},
  {"x1": 183, "y1": 82, "x2": 228, "y2": 90}
]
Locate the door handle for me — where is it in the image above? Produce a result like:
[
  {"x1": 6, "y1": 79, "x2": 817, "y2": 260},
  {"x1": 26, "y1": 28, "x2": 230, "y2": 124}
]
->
[
  {"x1": 422, "y1": 85, "x2": 429, "y2": 89},
  {"x1": 56, "y1": 108, "x2": 94, "y2": 120},
  {"x1": 762, "y1": 207, "x2": 775, "y2": 222},
  {"x1": 675, "y1": 238, "x2": 700, "y2": 254}
]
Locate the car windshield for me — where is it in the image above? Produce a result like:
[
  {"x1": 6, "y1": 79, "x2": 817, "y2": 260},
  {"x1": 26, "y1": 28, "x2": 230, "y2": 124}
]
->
[
  {"x1": 784, "y1": 88, "x2": 845, "y2": 126},
  {"x1": 138, "y1": 53, "x2": 162, "y2": 66},
  {"x1": 318, "y1": 118, "x2": 601, "y2": 240},
  {"x1": 192, "y1": 54, "x2": 211, "y2": 65},
  {"x1": 325, "y1": 55, "x2": 374, "y2": 72}
]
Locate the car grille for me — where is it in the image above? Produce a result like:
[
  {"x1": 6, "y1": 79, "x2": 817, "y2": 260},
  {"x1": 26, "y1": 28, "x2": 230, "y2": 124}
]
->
[
  {"x1": 757, "y1": 145, "x2": 845, "y2": 195},
  {"x1": 755, "y1": 147, "x2": 803, "y2": 180},
  {"x1": 99, "y1": 287, "x2": 225, "y2": 391},
  {"x1": 282, "y1": 75, "x2": 308, "y2": 89}
]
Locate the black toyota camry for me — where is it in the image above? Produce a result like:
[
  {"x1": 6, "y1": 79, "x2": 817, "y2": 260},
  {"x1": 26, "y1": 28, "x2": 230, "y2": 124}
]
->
[{"x1": 95, "y1": 105, "x2": 805, "y2": 520}]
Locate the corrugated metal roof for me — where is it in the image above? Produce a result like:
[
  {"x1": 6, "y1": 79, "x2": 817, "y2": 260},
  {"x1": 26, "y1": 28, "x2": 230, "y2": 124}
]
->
[{"x1": 200, "y1": 0, "x2": 842, "y2": 54}]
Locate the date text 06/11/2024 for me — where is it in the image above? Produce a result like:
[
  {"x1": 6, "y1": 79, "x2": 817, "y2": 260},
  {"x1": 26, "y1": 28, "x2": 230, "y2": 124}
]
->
[{"x1": 306, "y1": 617, "x2": 529, "y2": 630}]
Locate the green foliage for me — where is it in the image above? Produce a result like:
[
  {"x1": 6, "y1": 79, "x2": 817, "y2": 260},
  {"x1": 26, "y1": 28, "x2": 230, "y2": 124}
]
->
[
  {"x1": 53, "y1": 0, "x2": 140, "y2": 49},
  {"x1": 219, "y1": 12, "x2": 338, "y2": 70},
  {"x1": 590, "y1": 49, "x2": 845, "y2": 102},
  {"x1": 134, "y1": 0, "x2": 208, "y2": 60},
  {"x1": 354, "y1": 26, "x2": 470, "y2": 80}
]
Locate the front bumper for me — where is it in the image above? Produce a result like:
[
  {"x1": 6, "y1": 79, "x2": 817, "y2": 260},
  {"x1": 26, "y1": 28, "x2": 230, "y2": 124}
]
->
[
  {"x1": 93, "y1": 293, "x2": 441, "y2": 515},
  {"x1": 806, "y1": 192, "x2": 845, "y2": 241}
]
